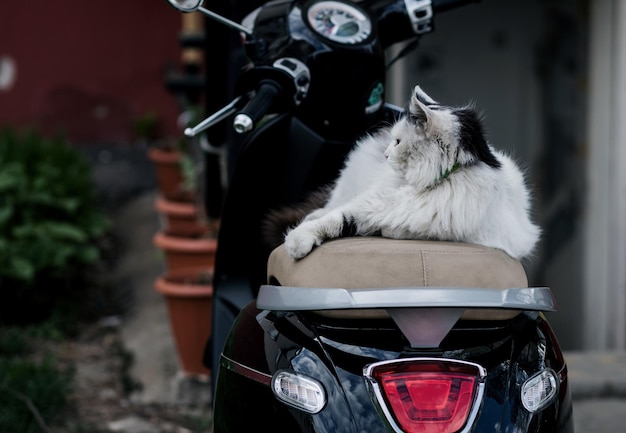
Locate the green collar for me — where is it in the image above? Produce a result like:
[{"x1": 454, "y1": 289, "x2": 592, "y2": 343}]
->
[{"x1": 440, "y1": 162, "x2": 462, "y2": 181}]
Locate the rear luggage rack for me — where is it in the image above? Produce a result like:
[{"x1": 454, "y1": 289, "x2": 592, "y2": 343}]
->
[
  {"x1": 257, "y1": 285, "x2": 556, "y2": 311},
  {"x1": 257, "y1": 285, "x2": 556, "y2": 348}
]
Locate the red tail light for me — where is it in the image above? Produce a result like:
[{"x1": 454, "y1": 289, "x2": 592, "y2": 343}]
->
[{"x1": 364, "y1": 358, "x2": 486, "y2": 433}]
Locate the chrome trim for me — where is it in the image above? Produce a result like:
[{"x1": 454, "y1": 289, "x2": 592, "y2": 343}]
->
[
  {"x1": 220, "y1": 354, "x2": 272, "y2": 386},
  {"x1": 185, "y1": 96, "x2": 244, "y2": 137},
  {"x1": 363, "y1": 357, "x2": 487, "y2": 433},
  {"x1": 197, "y1": 6, "x2": 253, "y2": 36}
]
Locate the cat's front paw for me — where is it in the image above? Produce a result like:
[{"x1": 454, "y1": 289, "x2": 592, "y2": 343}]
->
[{"x1": 284, "y1": 225, "x2": 320, "y2": 259}]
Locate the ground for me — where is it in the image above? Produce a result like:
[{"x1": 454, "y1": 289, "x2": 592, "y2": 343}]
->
[
  {"x1": 45, "y1": 321, "x2": 212, "y2": 433},
  {"x1": 36, "y1": 148, "x2": 214, "y2": 432}
]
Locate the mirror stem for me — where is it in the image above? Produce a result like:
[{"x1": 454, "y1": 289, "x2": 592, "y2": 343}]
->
[{"x1": 198, "y1": 6, "x2": 253, "y2": 36}]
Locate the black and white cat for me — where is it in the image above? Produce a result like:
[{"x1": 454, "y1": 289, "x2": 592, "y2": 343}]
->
[{"x1": 267, "y1": 85, "x2": 540, "y2": 260}]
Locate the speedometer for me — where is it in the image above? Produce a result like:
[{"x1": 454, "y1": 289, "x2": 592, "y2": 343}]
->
[{"x1": 305, "y1": 0, "x2": 372, "y2": 45}]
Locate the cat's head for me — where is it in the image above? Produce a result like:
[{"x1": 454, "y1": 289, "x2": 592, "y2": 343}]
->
[{"x1": 385, "y1": 85, "x2": 501, "y2": 186}]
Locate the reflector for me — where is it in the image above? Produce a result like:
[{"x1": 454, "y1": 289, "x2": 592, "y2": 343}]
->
[
  {"x1": 271, "y1": 370, "x2": 326, "y2": 413},
  {"x1": 364, "y1": 358, "x2": 486, "y2": 433},
  {"x1": 521, "y1": 369, "x2": 559, "y2": 413}
]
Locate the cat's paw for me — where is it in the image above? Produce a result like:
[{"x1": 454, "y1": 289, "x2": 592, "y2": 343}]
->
[{"x1": 284, "y1": 225, "x2": 319, "y2": 259}]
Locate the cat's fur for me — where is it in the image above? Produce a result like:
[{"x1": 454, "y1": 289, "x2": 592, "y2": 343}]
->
[{"x1": 265, "y1": 85, "x2": 540, "y2": 260}]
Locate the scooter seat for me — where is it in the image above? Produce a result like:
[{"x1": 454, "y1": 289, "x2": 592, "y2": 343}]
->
[{"x1": 267, "y1": 237, "x2": 529, "y2": 320}]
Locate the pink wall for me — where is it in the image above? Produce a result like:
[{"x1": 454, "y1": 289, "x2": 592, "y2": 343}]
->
[{"x1": 0, "y1": 1, "x2": 186, "y2": 144}]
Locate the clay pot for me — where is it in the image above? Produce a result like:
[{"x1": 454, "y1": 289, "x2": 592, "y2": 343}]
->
[
  {"x1": 153, "y1": 231, "x2": 217, "y2": 272},
  {"x1": 154, "y1": 268, "x2": 213, "y2": 377},
  {"x1": 147, "y1": 147, "x2": 194, "y2": 203},
  {"x1": 155, "y1": 195, "x2": 213, "y2": 238}
]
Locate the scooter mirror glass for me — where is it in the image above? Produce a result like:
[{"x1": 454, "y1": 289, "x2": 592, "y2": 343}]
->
[{"x1": 167, "y1": 0, "x2": 203, "y2": 12}]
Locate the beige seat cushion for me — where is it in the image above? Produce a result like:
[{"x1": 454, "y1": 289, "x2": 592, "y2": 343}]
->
[{"x1": 267, "y1": 237, "x2": 528, "y2": 320}]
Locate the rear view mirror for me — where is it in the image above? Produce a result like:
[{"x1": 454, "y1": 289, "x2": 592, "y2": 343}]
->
[
  {"x1": 165, "y1": 0, "x2": 253, "y2": 35},
  {"x1": 167, "y1": 0, "x2": 203, "y2": 12}
]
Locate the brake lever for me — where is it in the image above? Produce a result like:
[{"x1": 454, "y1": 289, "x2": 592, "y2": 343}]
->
[{"x1": 184, "y1": 96, "x2": 247, "y2": 138}]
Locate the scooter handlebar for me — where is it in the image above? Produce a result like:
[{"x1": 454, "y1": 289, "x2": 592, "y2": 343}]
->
[{"x1": 233, "y1": 81, "x2": 281, "y2": 134}]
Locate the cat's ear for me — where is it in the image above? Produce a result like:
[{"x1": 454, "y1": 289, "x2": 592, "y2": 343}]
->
[
  {"x1": 409, "y1": 86, "x2": 436, "y2": 126},
  {"x1": 413, "y1": 85, "x2": 437, "y2": 105}
]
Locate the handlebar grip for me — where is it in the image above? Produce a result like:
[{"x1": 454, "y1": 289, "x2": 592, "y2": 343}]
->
[
  {"x1": 432, "y1": 0, "x2": 480, "y2": 12},
  {"x1": 233, "y1": 81, "x2": 281, "y2": 134}
]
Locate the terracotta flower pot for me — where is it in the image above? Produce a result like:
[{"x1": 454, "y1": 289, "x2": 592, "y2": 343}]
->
[
  {"x1": 154, "y1": 268, "x2": 213, "y2": 377},
  {"x1": 153, "y1": 231, "x2": 217, "y2": 272},
  {"x1": 147, "y1": 147, "x2": 194, "y2": 203},
  {"x1": 155, "y1": 195, "x2": 213, "y2": 238}
]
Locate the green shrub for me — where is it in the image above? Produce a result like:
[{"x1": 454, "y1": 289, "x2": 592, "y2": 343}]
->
[
  {"x1": 0, "y1": 356, "x2": 73, "y2": 433},
  {"x1": 0, "y1": 127, "x2": 110, "y2": 325},
  {"x1": 0, "y1": 327, "x2": 30, "y2": 357}
]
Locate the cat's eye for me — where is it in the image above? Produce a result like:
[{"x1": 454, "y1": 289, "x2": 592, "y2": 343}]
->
[{"x1": 395, "y1": 138, "x2": 400, "y2": 146}]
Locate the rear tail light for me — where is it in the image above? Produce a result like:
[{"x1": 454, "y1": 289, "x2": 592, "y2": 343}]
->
[{"x1": 364, "y1": 358, "x2": 486, "y2": 433}]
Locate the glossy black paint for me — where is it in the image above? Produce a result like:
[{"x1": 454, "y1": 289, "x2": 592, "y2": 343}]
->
[{"x1": 213, "y1": 302, "x2": 574, "y2": 433}]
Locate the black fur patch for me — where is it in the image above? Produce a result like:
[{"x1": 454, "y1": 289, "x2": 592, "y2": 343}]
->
[
  {"x1": 261, "y1": 187, "x2": 331, "y2": 250},
  {"x1": 454, "y1": 108, "x2": 501, "y2": 169},
  {"x1": 340, "y1": 215, "x2": 359, "y2": 238}
]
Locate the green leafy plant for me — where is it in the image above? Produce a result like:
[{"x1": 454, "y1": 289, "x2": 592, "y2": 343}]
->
[
  {"x1": 0, "y1": 327, "x2": 30, "y2": 358},
  {"x1": 133, "y1": 111, "x2": 161, "y2": 143},
  {"x1": 0, "y1": 355, "x2": 73, "y2": 433},
  {"x1": 0, "y1": 127, "x2": 110, "y2": 324}
]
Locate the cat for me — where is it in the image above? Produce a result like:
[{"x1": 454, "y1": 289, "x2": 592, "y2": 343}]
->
[{"x1": 264, "y1": 85, "x2": 540, "y2": 261}]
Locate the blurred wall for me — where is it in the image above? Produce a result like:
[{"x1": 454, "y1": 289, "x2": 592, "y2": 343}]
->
[
  {"x1": 0, "y1": 1, "x2": 184, "y2": 144},
  {"x1": 387, "y1": 0, "x2": 589, "y2": 350}
]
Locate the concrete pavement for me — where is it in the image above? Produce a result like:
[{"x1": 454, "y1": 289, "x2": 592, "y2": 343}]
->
[
  {"x1": 566, "y1": 352, "x2": 626, "y2": 432},
  {"x1": 106, "y1": 188, "x2": 212, "y2": 409}
]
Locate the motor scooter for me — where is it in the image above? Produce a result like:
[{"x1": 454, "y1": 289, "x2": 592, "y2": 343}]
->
[{"x1": 166, "y1": 1, "x2": 574, "y2": 432}]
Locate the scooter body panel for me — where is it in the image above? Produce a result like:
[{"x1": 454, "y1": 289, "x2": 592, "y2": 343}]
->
[{"x1": 213, "y1": 302, "x2": 574, "y2": 433}]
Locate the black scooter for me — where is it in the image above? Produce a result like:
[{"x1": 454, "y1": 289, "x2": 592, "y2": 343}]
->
[{"x1": 166, "y1": 1, "x2": 574, "y2": 432}]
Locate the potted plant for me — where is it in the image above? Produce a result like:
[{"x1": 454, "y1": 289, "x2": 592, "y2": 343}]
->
[
  {"x1": 147, "y1": 144, "x2": 197, "y2": 203},
  {"x1": 154, "y1": 267, "x2": 213, "y2": 377},
  {"x1": 139, "y1": 111, "x2": 203, "y2": 205}
]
